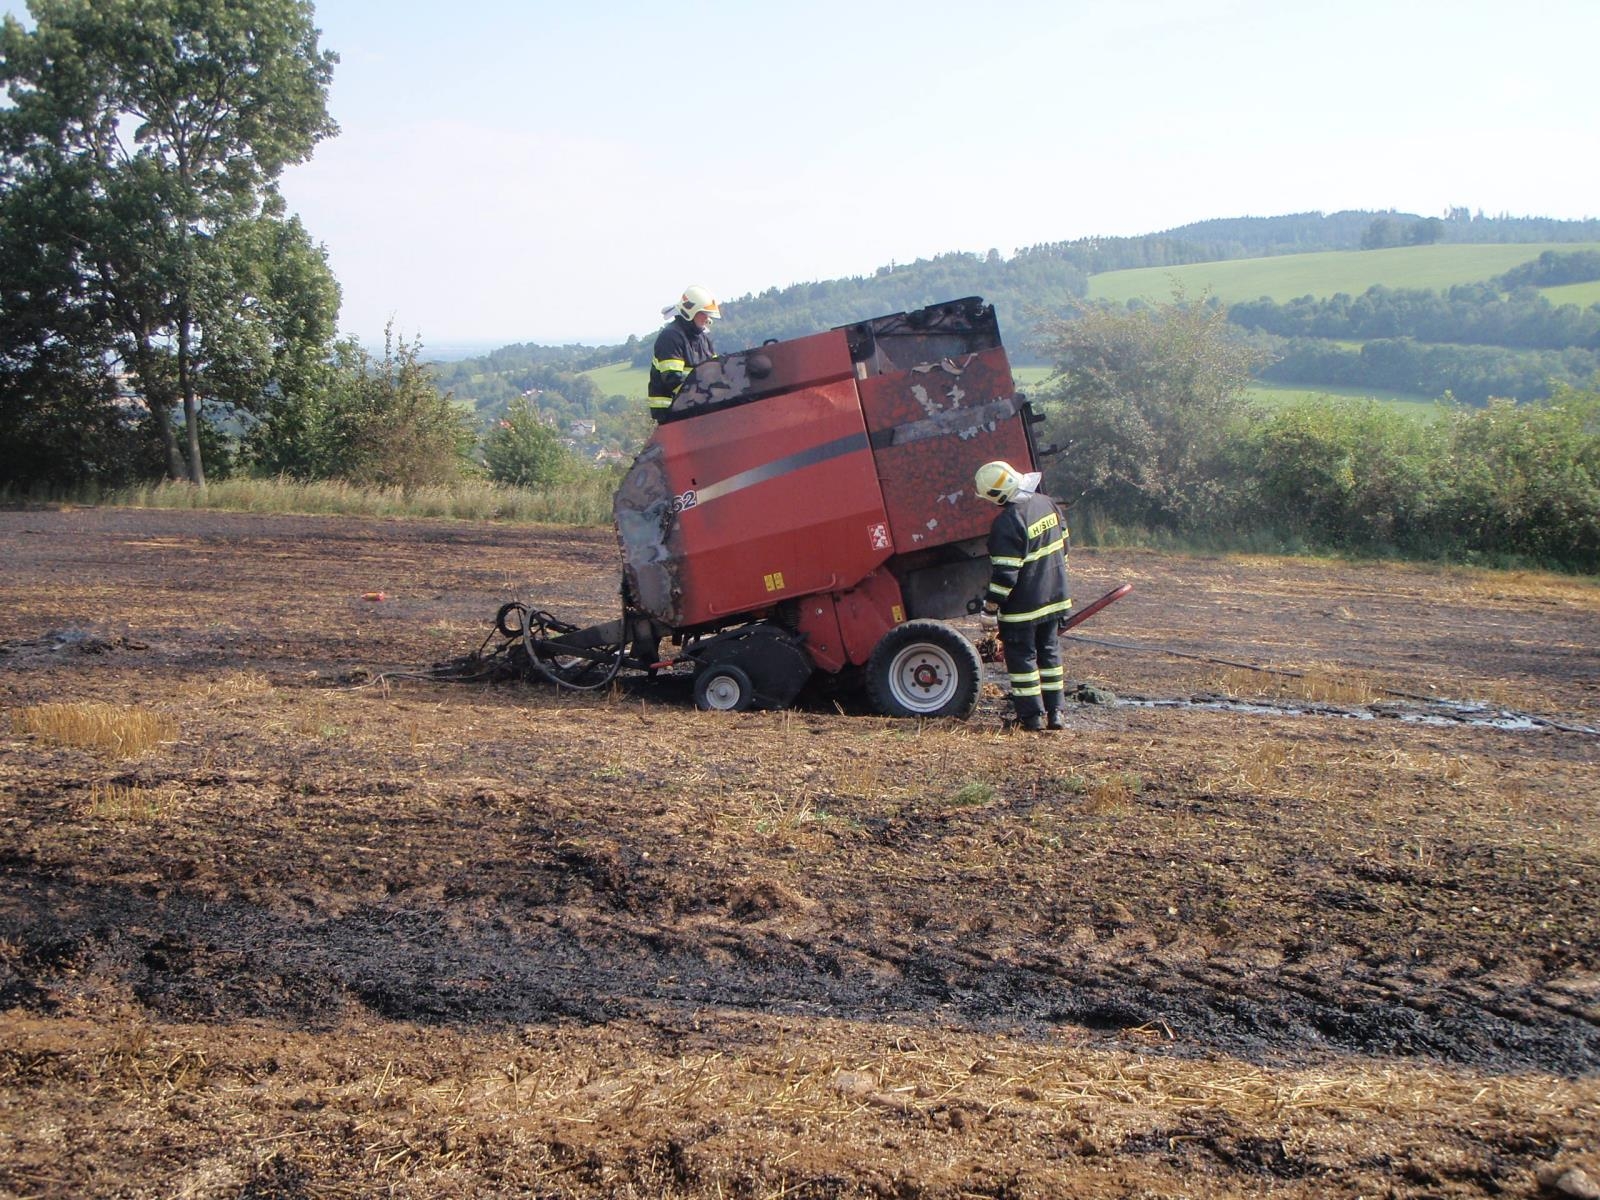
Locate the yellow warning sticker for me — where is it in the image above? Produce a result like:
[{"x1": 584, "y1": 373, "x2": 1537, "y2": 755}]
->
[
  {"x1": 764, "y1": 572, "x2": 786, "y2": 593},
  {"x1": 891, "y1": 604, "x2": 905, "y2": 623}
]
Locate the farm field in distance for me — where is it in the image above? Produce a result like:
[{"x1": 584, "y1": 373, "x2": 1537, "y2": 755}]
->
[
  {"x1": 1, "y1": 507, "x2": 1597, "y2": 1198},
  {"x1": 1086, "y1": 242, "x2": 1600, "y2": 307},
  {"x1": 578, "y1": 359, "x2": 646, "y2": 398},
  {"x1": 1013, "y1": 368, "x2": 1438, "y2": 416},
  {"x1": 1244, "y1": 381, "x2": 1439, "y2": 414},
  {"x1": 1543, "y1": 280, "x2": 1600, "y2": 308}
]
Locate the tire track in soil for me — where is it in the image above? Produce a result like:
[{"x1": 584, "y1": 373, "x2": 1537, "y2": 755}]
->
[{"x1": 5, "y1": 864, "x2": 1595, "y2": 1078}]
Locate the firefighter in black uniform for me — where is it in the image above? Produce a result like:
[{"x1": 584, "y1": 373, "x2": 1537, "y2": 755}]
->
[
  {"x1": 647, "y1": 284, "x2": 720, "y2": 419},
  {"x1": 975, "y1": 459, "x2": 1072, "y2": 731}
]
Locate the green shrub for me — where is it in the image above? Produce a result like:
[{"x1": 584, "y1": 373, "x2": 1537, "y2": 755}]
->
[{"x1": 482, "y1": 396, "x2": 579, "y2": 489}]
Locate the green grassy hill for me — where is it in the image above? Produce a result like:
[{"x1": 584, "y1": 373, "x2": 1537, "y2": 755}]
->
[
  {"x1": 1017, "y1": 367, "x2": 1436, "y2": 417},
  {"x1": 1543, "y1": 280, "x2": 1600, "y2": 308},
  {"x1": 1244, "y1": 382, "x2": 1439, "y2": 417},
  {"x1": 1087, "y1": 243, "x2": 1600, "y2": 305},
  {"x1": 580, "y1": 360, "x2": 646, "y2": 398}
]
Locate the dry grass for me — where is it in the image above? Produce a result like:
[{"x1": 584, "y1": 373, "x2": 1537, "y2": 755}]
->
[
  {"x1": 1084, "y1": 770, "x2": 1142, "y2": 814},
  {"x1": 4, "y1": 514, "x2": 1598, "y2": 1200},
  {"x1": 10, "y1": 701, "x2": 176, "y2": 758},
  {"x1": 115, "y1": 475, "x2": 619, "y2": 526},
  {"x1": 1461, "y1": 568, "x2": 1600, "y2": 607},
  {"x1": 82, "y1": 781, "x2": 168, "y2": 822},
  {"x1": 1213, "y1": 665, "x2": 1380, "y2": 705},
  {"x1": 176, "y1": 670, "x2": 275, "y2": 706},
  {"x1": 7, "y1": 1012, "x2": 1596, "y2": 1200},
  {"x1": 1233, "y1": 738, "x2": 1295, "y2": 791}
]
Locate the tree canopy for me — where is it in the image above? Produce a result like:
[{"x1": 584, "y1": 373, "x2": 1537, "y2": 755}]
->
[{"x1": 0, "y1": 0, "x2": 340, "y2": 486}]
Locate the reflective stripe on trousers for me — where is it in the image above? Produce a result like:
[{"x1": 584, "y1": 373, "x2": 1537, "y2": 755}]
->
[{"x1": 1001, "y1": 619, "x2": 1063, "y2": 721}]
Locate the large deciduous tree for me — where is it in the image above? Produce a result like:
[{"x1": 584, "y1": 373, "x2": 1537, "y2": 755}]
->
[{"x1": 0, "y1": 0, "x2": 339, "y2": 486}]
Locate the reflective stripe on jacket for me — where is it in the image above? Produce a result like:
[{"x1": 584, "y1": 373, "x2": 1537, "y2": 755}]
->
[
  {"x1": 648, "y1": 316, "x2": 715, "y2": 414},
  {"x1": 986, "y1": 492, "x2": 1071, "y2": 624}
]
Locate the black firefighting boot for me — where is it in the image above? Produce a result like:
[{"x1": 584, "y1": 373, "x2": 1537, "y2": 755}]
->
[{"x1": 1011, "y1": 697, "x2": 1046, "y2": 732}]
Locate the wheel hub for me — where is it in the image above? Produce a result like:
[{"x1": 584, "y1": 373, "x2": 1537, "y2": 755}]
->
[{"x1": 704, "y1": 676, "x2": 742, "y2": 709}]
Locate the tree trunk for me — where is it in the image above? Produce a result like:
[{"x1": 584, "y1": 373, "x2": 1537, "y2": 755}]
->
[
  {"x1": 131, "y1": 339, "x2": 188, "y2": 481},
  {"x1": 183, "y1": 392, "x2": 205, "y2": 487},
  {"x1": 177, "y1": 306, "x2": 206, "y2": 488},
  {"x1": 148, "y1": 396, "x2": 187, "y2": 481}
]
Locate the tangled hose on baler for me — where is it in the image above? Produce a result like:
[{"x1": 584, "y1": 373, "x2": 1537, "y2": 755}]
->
[{"x1": 494, "y1": 600, "x2": 627, "y2": 692}]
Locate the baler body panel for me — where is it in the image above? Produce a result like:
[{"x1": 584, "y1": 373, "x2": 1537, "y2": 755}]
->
[
  {"x1": 616, "y1": 371, "x2": 893, "y2": 630},
  {"x1": 615, "y1": 296, "x2": 1038, "y2": 639},
  {"x1": 857, "y1": 346, "x2": 1033, "y2": 556}
]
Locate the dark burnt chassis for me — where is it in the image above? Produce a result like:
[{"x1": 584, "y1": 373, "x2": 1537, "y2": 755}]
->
[
  {"x1": 510, "y1": 541, "x2": 994, "y2": 714},
  {"x1": 512, "y1": 555, "x2": 1136, "y2": 718},
  {"x1": 488, "y1": 609, "x2": 792, "y2": 711},
  {"x1": 514, "y1": 593, "x2": 878, "y2": 712},
  {"x1": 508, "y1": 518, "x2": 1125, "y2": 718},
  {"x1": 512, "y1": 550, "x2": 1139, "y2": 720}
]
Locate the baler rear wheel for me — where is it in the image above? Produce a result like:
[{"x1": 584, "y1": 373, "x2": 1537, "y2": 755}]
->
[
  {"x1": 694, "y1": 663, "x2": 755, "y2": 712},
  {"x1": 865, "y1": 620, "x2": 981, "y2": 719}
]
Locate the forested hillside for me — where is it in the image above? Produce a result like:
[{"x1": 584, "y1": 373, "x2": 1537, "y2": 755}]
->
[
  {"x1": 693, "y1": 212, "x2": 1600, "y2": 355},
  {"x1": 431, "y1": 211, "x2": 1600, "y2": 446}
]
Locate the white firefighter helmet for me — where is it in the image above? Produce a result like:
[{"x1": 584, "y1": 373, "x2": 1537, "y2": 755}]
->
[
  {"x1": 676, "y1": 284, "x2": 721, "y2": 321},
  {"x1": 974, "y1": 460, "x2": 1021, "y2": 506}
]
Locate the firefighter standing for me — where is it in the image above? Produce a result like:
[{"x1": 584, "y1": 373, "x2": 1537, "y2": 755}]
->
[
  {"x1": 647, "y1": 285, "x2": 720, "y2": 419},
  {"x1": 975, "y1": 460, "x2": 1071, "y2": 732}
]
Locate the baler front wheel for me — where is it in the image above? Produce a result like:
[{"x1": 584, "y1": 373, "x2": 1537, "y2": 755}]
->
[
  {"x1": 865, "y1": 620, "x2": 981, "y2": 719},
  {"x1": 694, "y1": 663, "x2": 755, "y2": 712}
]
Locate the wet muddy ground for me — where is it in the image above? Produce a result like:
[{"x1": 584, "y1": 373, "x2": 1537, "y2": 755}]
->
[{"x1": 2, "y1": 507, "x2": 1597, "y2": 1198}]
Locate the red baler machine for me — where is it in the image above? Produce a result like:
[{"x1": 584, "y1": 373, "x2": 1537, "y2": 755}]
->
[{"x1": 501, "y1": 296, "x2": 1052, "y2": 717}]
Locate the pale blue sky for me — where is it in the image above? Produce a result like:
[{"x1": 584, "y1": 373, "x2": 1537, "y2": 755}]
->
[{"x1": 7, "y1": 0, "x2": 1598, "y2": 348}]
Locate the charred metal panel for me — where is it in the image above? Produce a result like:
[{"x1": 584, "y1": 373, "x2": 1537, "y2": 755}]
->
[
  {"x1": 895, "y1": 546, "x2": 992, "y2": 621},
  {"x1": 663, "y1": 329, "x2": 854, "y2": 422},
  {"x1": 613, "y1": 442, "x2": 681, "y2": 623},
  {"x1": 843, "y1": 296, "x2": 1002, "y2": 378},
  {"x1": 857, "y1": 345, "x2": 1033, "y2": 556}
]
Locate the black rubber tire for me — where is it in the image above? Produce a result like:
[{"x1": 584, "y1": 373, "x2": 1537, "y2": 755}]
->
[
  {"x1": 694, "y1": 663, "x2": 755, "y2": 712},
  {"x1": 864, "y1": 620, "x2": 982, "y2": 719}
]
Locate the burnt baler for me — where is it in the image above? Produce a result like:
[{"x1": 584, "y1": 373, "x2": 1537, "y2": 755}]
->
[{"x1": 522, "y1": 296, "x2": 1046, "y2": 717}]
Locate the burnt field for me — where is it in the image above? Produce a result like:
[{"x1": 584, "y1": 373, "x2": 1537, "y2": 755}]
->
[{"x1": 1, "y1": 506, "x2": 1597, "y2": 1199}]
